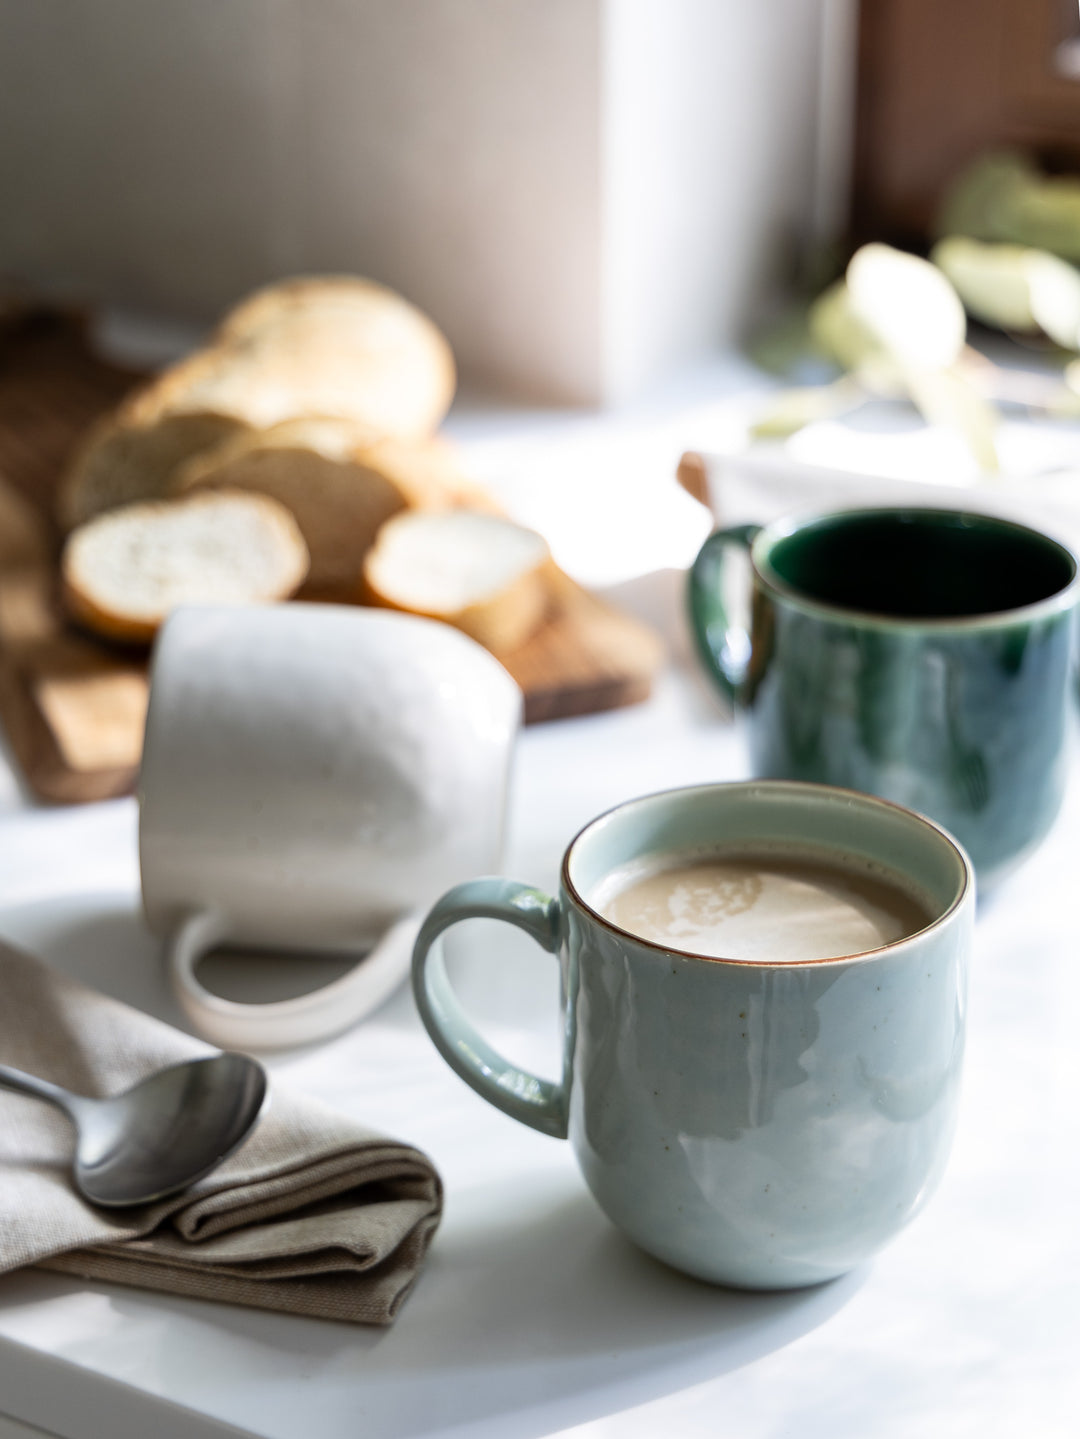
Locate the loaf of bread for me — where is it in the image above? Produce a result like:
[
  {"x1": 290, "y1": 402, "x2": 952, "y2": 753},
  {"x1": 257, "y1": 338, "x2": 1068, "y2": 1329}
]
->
[
  {"x1": 61, "y1": 490, "x2": 310, "y2": 643},
  {"x1": 362, "y1": 510, "x2": 551, "y2": 653},
  {"x1": 172, "y1": 417, "x2": 485, "y2": 599},
  {"x1": 208, "y1": 276, "x2": 456, "y2": 438},
  {"x1": 58, "y1": 276, "x2": 456, "y2": 530}
]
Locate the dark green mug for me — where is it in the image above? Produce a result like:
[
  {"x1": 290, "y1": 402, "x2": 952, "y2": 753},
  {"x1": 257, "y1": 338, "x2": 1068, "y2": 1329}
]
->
[{"x1": 688, "y1": 507, "x2": 1079, "y2": 884}]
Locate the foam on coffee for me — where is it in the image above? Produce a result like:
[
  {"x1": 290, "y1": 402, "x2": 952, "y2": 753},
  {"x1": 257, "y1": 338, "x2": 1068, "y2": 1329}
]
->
[{"x1": 590, "y1": 847, "x2": 934, "y2": 962}]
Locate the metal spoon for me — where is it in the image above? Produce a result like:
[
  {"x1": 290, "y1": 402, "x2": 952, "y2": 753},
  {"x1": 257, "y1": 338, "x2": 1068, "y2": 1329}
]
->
[{"x1": 0, "y1": 1053, "x2": 267, "y2": 1207}]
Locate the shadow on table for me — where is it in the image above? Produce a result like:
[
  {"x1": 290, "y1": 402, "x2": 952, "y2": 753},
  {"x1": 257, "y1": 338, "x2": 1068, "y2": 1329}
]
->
[
  {"x1": 0, "y1": 893, "x2": 189, "y2": 1028},
  {"x1": 342, "y1": 1181, "x2": 866, "y2": 1439},
  {"x1": 0, "y1": 898, "x2": 866, "y2": 1439},
  {"x1": 69, "y1": 1175, "x2": 863, "y2": 1439},
  {"x1": 0, "y1": 895, "x2": 396, "y2": 1035}
]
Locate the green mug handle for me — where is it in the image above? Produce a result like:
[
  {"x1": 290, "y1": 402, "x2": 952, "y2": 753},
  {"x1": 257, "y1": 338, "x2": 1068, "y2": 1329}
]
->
[
  {"x1": 411, "y1": 878, "x2": 568, "y2": 1139},
  {"x1": 687, "y1": 523, "x2": 762, "y2": 707}
]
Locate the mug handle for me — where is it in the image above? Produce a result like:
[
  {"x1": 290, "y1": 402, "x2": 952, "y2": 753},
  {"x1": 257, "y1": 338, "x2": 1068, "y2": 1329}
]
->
[
  {"x1": 166, "y1": 910, "x2": 422, "y2": 1049},
  {"x1": 411, "y1": 878, "x2": 568, "y2": 1139},
  {"x1": 687, "y1": 523, "x2": 762, "y2": 707}
]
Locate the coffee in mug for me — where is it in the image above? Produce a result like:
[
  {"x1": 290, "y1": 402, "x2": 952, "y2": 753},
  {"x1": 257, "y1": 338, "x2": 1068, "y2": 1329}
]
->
[
  {"x1": 412, "y1": 780, "x2": 974, "y2": 1290},
  {"x1": 593, "y1": 848, "x2": 934, "y2": 962}
]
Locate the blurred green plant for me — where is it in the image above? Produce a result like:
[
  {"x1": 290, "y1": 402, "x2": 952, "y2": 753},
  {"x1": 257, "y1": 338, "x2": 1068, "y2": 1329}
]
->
[
  {"x1": 931, "y1": 236, "x2": 1080, "y2": 348},
  {"x1": 938, "y1": 151, "x2": 1080, "y2": 265},
  {"x1": 753, "y1": 244, "x2": 999, "y2": 471},
  {"x1": 748, "y1": 153, "x2": 1080, "y2": 469}
]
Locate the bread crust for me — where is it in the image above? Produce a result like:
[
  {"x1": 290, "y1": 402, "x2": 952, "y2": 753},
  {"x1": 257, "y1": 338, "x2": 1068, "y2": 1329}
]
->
[
  {"x1": 61, "y1": 571, "x2": 162, "y2": 646},
  {"x1": 364, "y1": 564, "x2": 550, "y2": 653}
]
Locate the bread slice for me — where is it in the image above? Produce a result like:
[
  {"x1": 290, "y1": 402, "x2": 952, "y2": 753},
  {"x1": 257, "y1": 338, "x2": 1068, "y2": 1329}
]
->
[
  {"x1": 172, "y1": 417, "x2": 485, "y2": 598},
  {"x1": 362, "y1": 510, "x2": 551, "y2": 653},
  {"x1": 61, "y1": 490, "x2": 309, "y2": 644},
  {"x1": 56, "y1": 350, "x2": 258, "y2": 530},
  {"x1": 58, "y1": 275, "x2": 457, "y2": 530}
]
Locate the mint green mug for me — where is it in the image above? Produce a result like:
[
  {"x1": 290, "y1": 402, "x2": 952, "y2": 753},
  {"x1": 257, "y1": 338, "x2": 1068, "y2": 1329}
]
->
[
  {"x1": 412, "y1": 781, "x2": 974, "y2": 1290},
  {"x1": 688, "y1": 507, "x2": 1079, "y2": 885}
]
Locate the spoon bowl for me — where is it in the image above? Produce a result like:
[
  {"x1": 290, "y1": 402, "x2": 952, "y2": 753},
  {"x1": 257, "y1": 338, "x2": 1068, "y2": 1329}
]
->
[{"x1": 0, "y1": 1053, "x2": 267, "y2": 1207}]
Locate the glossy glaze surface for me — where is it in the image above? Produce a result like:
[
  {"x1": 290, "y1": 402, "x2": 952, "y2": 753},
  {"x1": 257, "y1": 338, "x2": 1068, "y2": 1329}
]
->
[
  {"x1": 689, "y1": 509, "x2": 1079, "y2": 885},
  {"x1": 565, "y1": 905, "x2": 966, "y2": 1287},
  {"x1": 414, "y1": 781, "x2": 974, "y2": 1289}
]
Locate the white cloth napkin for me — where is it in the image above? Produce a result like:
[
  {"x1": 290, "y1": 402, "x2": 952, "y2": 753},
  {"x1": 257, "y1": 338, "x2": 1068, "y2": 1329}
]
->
[{"x1": 683, "y1": 444, "x2": 1080, "y2": 552}]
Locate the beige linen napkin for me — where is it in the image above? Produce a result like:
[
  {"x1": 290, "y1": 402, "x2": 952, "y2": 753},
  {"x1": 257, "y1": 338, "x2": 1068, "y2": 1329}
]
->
[{"x1": 0, "y1": 940, "x2": 442, "y2": 1324}]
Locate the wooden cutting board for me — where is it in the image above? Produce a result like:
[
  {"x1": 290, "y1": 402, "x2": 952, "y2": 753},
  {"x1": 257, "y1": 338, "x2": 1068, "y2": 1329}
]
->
[{"x1": 0, "y1": 308, "x2": 663, "y2": 803}]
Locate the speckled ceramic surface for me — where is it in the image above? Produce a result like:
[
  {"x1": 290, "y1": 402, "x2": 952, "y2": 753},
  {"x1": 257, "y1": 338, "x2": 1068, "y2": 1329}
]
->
[
  {"x1": 140, "y1": 604, "x2": 521, "y2": 1048},
  {"x1": 413, "y1": 780, "x2": 974, "y2": 1289},
  {"x1": 688, "y1": 508, "x2": 1079, "y2": 885}
]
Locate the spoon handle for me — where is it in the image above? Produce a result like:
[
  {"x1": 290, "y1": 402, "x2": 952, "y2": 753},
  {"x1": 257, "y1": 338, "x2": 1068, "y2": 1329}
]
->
[{"x1": 0, "y1": 1063, "x2": 79, "y2": 1118}]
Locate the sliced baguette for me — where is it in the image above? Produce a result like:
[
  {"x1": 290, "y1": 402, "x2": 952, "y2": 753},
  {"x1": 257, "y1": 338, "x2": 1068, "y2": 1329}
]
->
[
  {"x1": 61, "y1": 490, "x2": 309, "y2": 644},
  {"x1": 172, "y1": 417, "x2": 485, "y2": 598},
  {"x1": 58, "y1": 275, "x2": 456, "y2": 529},
  {"x1": 362, "y1": 510, "x2": 550, "y2": 653},
  {"x1": 57, "y1": 350, "x2": 258, "y2": 530}
]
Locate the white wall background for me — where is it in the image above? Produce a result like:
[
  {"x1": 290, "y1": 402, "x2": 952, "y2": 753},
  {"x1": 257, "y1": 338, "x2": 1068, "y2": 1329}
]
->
[
  {"x1": 0, "y1": 1, "x2": 847, "y2": 404},
  {"x1": 602, "y1": 0, "x2": 830, "y2": 400}
]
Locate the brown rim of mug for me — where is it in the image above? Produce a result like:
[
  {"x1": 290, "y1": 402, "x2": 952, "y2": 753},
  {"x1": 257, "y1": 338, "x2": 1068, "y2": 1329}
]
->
[
  {"x1": 560, "y1": 779, "x2": 973, "y2": 969},
  {"x1": 750, "y1": 506, "x2": 1080, "y2": 635}
]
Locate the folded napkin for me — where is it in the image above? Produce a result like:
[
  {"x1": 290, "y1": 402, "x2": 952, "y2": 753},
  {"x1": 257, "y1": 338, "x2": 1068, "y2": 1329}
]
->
[
  {"x1": 0, "y1": 941, "x2": 442, "y2": 1324},
  {"x1": 683, "y1": 445, "x2": 1080, "y2": 551}
]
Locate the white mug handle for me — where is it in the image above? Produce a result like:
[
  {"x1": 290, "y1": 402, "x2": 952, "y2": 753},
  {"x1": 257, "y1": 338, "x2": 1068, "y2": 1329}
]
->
[{"x1": 166, "y1": 910, "x2": 422, "y2": 1049}]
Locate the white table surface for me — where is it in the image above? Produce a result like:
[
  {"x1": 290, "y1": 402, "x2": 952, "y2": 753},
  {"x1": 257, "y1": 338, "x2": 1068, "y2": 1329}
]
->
[{"x1": 1, "y1": 367, "x2": 1080, "y2": 1437}]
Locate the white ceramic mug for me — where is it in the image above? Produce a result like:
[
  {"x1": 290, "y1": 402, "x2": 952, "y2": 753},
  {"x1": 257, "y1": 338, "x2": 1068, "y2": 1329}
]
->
[{"x1": 140, "y1": 604, "x2": 521, "y2": 1049}]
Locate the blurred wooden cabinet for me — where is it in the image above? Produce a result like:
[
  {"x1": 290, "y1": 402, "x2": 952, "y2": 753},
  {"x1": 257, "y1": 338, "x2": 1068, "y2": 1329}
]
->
[{"x1": 854, "y1": 0, "x2": 1080, "y2": 246}]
